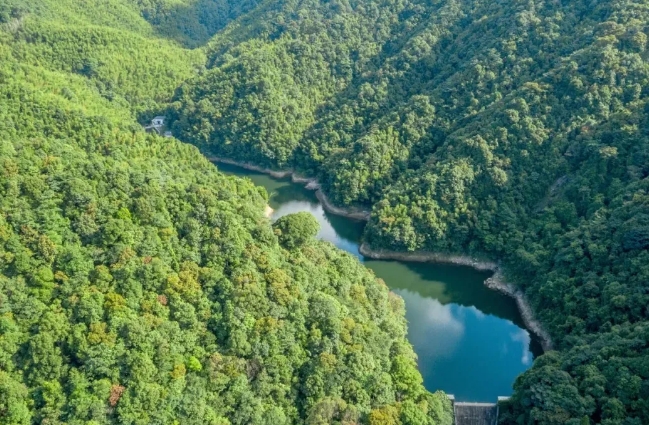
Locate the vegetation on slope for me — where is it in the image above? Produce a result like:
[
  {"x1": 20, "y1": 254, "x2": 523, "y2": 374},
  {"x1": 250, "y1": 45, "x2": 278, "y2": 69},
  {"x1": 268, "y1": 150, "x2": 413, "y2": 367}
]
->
[
  {"x1": 1, "y1": 1, "x2": 205, "y2": 118},
  {"x1": 0, "y1": 2, "x2": 452, "y2": 424},
  {"x1": 1, "y1": 0, "x2": 259, "y2": 47},
  {"x1": 169, "y1": 0, "x2": 649, "y2": 423},
  {"x1": 0, "y1": 130, "x2": 451, "y2": 425}
]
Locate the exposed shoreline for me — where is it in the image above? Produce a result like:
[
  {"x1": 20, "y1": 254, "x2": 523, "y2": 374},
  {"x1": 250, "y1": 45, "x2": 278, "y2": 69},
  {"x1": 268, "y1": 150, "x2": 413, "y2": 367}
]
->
[
  {"x1": 359, "y1": 243, "x2": 498, "y2": 271},
  {"x1": 264, "y1": 205, "x2": 274, "y2": 218},
  {"x1": 484, "y1": 271, "x2": 554, "y2": 352},
  {"x1": 209, "y1": 155, "x2": 553, "y2": 352},
  {"x1": 359, "y1": 243, "x2": 553, "y2": 351},
  {"x1": 208, "y1": 156, "x2": 371, "y2": 220}
]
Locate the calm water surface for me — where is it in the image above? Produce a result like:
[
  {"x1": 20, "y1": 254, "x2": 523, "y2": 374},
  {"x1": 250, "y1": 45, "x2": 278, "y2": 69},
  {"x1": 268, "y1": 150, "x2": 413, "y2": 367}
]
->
[{"x1": 218, "y1": 162, "x2": 543, "y2": 402}]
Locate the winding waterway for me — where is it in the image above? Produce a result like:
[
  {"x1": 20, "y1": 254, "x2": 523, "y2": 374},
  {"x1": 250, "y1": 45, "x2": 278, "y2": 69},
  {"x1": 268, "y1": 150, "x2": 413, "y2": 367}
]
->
[{"x1": 217, "y1": 162, "x2": 543, "y2": 402}]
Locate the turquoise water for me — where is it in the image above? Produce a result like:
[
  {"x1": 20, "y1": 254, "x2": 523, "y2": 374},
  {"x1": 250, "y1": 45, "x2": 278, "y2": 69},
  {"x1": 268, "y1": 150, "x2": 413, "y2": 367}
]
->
[{"x1": 218, "y1": 162, "x2": 543, "y2": 402}]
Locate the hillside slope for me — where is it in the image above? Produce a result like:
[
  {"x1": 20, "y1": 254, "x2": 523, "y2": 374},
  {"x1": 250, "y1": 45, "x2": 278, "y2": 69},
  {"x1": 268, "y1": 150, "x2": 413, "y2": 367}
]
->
[
  {"x1": 0, "y1": 2, "x2": 452, "y2": 424},
  {"x1": 169, "y1": 0, "x2": 649, "y2": 423}
]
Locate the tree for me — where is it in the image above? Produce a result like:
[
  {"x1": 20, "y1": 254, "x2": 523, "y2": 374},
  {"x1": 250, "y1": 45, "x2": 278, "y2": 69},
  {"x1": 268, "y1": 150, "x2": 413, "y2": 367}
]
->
[{"x1": 272, "y1": 212, "x2": 320, "y2": 249}]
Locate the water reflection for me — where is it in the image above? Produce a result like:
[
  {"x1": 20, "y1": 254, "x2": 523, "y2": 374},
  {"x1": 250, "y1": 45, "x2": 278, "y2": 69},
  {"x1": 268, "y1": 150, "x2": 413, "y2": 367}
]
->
[
  {"x1": 218, "y1": 162, "x2": 542, "y2": 401},
  {"x1": 272, "y1": 201, "x2": 363, "y2": 256},
  {"x1": 396, "y1": 289, "x2": 535, "y2": 401}
]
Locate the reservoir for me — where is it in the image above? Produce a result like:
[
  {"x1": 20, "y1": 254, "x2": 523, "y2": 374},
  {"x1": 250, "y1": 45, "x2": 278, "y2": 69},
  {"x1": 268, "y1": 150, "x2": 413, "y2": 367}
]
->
[{"x1": 217, "y1": 162, "x2": 543, "y2": 402}]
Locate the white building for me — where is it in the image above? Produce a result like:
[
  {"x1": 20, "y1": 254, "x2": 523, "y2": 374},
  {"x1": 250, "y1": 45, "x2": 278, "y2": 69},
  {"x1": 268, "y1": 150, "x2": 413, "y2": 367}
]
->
[
  {"x1": 151, "y1": 116, "x2": 165, "y2": 127},
  {"x1": 144, "y1": 116, "x2": 167, "y2": 134}
]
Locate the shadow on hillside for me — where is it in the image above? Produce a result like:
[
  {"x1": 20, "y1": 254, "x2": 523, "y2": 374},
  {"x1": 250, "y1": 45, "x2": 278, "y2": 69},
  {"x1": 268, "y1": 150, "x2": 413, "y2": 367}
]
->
[{"x1": 141, "y1": 0, "x2": 261, "y2": 48}]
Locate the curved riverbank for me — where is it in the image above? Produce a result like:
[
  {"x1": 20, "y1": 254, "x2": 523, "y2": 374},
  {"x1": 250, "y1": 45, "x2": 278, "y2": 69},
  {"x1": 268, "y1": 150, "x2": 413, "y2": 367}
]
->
[
  {"x1": 359, "y1": 243, "x2": 498, "y2": 271},
  {"x1": 208, "y1": 156, "x2": 371, "y2": 220},
  {"x1": 484, "y1": 272, "x2": 554, "y2": 352},
  {"x1": 211, "y1": 155, "x2": 553, "y2": 352},
  {"x1": 359, "y1": 243, "x2": 553, "y2": 352}
]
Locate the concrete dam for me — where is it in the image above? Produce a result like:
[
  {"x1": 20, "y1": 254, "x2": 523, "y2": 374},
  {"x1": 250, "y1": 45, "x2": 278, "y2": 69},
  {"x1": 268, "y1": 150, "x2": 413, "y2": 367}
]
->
[{"x1": 450, "y1": 396, "x2": 510, "y2": 425}]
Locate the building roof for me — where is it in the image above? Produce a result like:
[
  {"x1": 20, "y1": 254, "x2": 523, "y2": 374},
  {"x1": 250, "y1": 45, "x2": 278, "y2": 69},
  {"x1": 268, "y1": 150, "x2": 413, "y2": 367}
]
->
[{"x1": 152, "y1": 116, "x2": 165, "y2": 121}]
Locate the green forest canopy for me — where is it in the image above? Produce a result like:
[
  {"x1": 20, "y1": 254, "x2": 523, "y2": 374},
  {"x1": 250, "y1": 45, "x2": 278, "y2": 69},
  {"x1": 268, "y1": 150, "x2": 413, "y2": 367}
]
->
[
  {"x1": 168, "y1": 0, "x2": 649, "y2": 424},
  {"x1": 0, "y1": 1, "x2": 452, "y2": 425},
  {"x1": 1, "y1": 0, "x2": 649, "y2": 423}
]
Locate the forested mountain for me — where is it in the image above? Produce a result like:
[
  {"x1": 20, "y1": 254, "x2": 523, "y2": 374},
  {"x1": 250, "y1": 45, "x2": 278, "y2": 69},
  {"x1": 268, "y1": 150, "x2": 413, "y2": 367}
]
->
[
  {"x1": 2, "y1": 0, "x2": 648, "y2": 423},
  {"x1": 168, "y1": 0, "x2": 649, "y2": 423},
  {"x1": 0, "y1": 2, "x2": 452, "y2": 424}
]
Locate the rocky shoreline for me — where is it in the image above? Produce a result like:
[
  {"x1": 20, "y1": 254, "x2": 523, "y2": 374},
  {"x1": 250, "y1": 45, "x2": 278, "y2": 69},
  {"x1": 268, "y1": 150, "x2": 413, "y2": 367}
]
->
[
  {"x1": 208, "y1": 156, "x2": 371, "y2": 220},
  {"x1": 210, "y1": 155, "x2": 553, "y2": 352},
  {"x1": 359, "y1": 243, "x2": 553, "y2": 351},
  {"x1": 359, "y1": 243, "x2": 498, "y2": 271},
  {"x1": 484, "y1": 272, "x2": 554, "y2": 351}
]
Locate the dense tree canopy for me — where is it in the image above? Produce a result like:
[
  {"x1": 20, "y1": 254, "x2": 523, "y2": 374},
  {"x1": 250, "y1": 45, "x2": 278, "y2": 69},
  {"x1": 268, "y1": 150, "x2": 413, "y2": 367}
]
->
[
  {"x1": 167, "y1": 0, "x2": 649, "y2": 423},
  {"x1": 2, "y1": 0, "x2": 649, "y2": 422},
  {"x1": 0, "y1": 2, "x2": 452, "y2": 424},
  {"x1": 272, "y1": 212, "x2": 321, "y2": 249}
]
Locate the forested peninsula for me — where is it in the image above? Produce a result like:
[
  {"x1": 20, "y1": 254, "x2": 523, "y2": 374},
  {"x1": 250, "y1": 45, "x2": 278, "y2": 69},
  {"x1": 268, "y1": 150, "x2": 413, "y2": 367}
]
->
[{"x1": 0, "y1": 0, "x2": 648, "y2": 424}]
